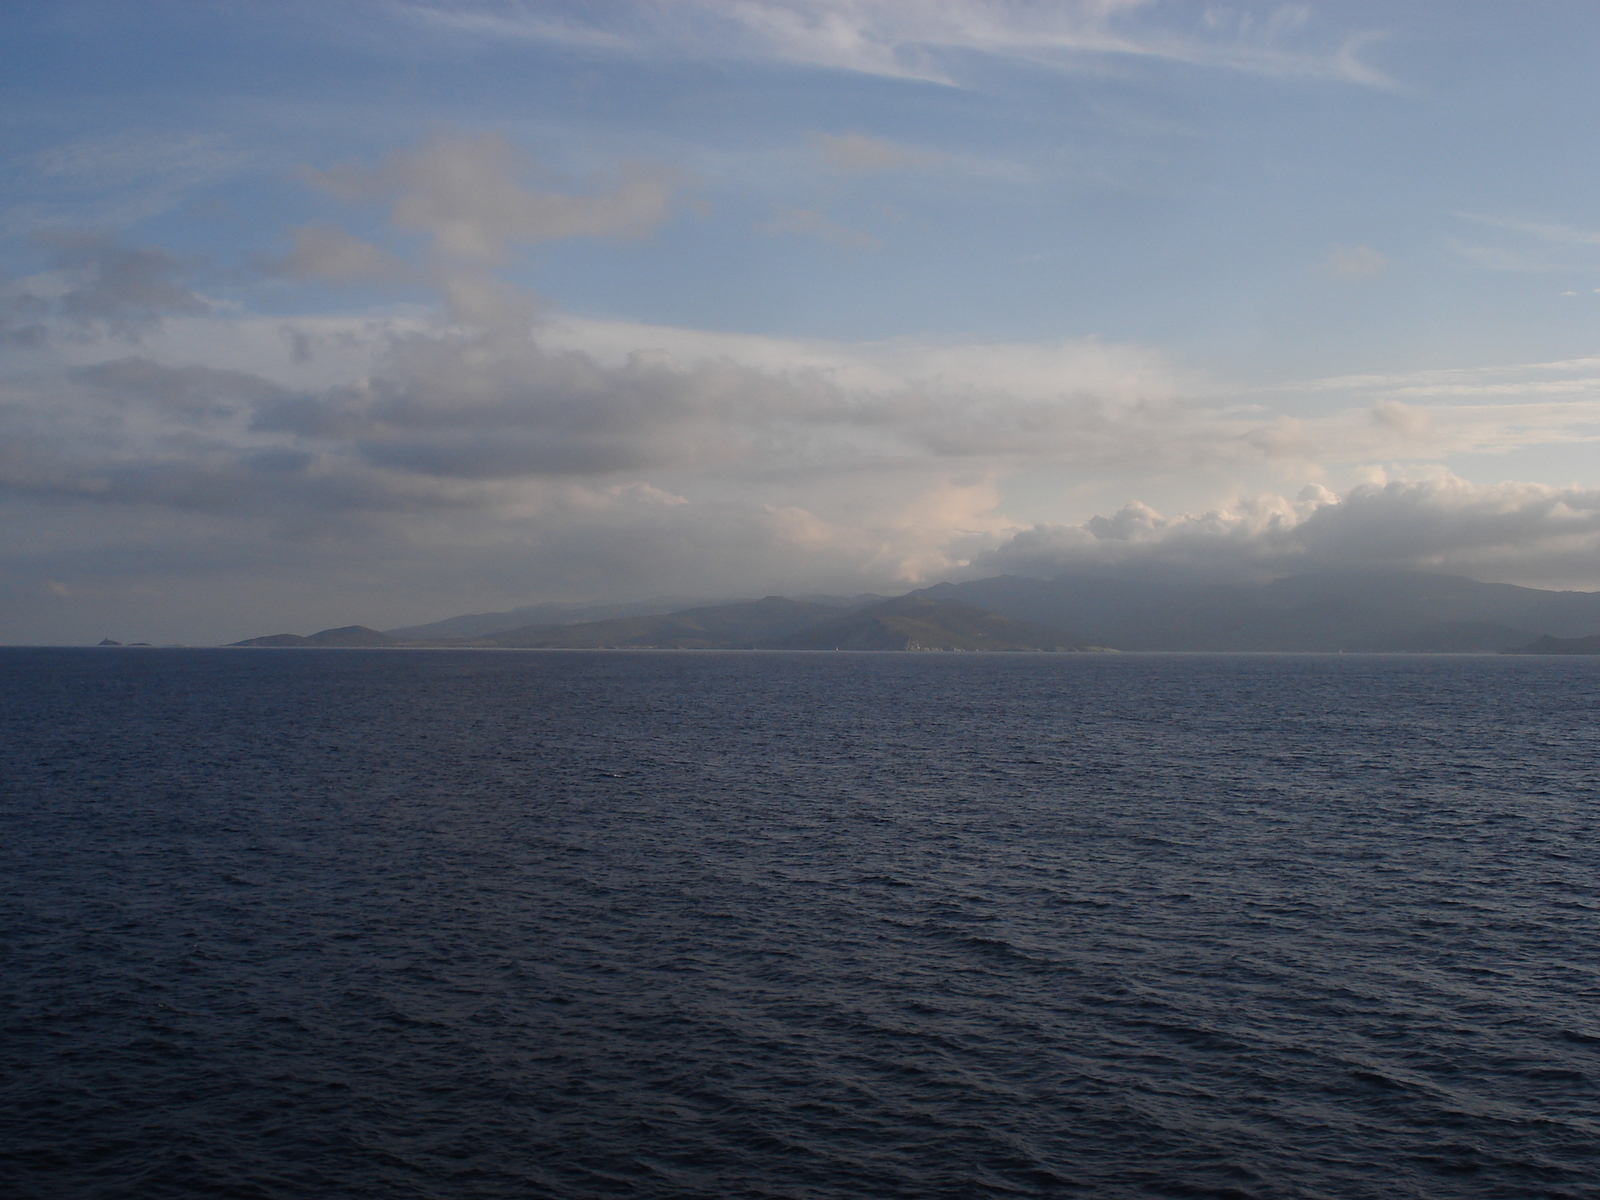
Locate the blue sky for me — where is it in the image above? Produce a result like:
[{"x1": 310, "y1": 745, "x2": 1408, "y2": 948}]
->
[{"x1": 5, "y1": 1, "x2": 1600, "y2": 643}]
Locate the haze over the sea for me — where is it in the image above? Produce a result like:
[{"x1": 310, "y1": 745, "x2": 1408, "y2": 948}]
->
[{"x1": 6, "y1": 1, "x2": 1600, "y2": 645}]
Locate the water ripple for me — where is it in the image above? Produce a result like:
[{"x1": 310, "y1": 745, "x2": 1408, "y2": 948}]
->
[{"x1": 2, "y1": 648, "x2": 1599, "y2": 1198}]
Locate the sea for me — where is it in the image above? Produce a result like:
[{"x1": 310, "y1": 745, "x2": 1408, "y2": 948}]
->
[{"x1": 3, "y1": 647, "x2": 1598, "y2": 1199}]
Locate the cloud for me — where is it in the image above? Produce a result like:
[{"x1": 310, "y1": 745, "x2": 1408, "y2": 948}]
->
[
  {"x1": 809, "y1": 131, "x2": 939, "y2": 173},
  {"x1": 1456, "y1": 212, "x2": 1600, "y2": 247},
  {"x1": 303, "y1": 131, "x2": 680, "y2": 264},
  {"x1": 252, "y1": 331, "x2": 784, "y2": 479},
  {"x1": 3, "y1": 131, "x2": 248, "y2": 234},
  {"x1": 1324, "y1": 244, "x2": 1389, "y2": 278},
  {"x1": 75, "y1": 357, "x2": 294, "y2": 417},
  {"x1": 397, "y1": 0, "x2": 1391, "y2": 88},
  {"x1": 758, "y1": 207, "x2": 880, "y2": 249},
  {"x1": 262, "y1": 222, "x2": 413, "y2": 284},
  {"x1": 1450, "y1": 213, "x2": 1600, "y2": 272},
  {"x1": 0, "y1": 282, "x2": 1191, "y2": 605},
  {"x1": 974, "y1": 474, "x2": 1600, "y2": 587},
  {"x1": 1277, "y1": 352, "x2": 1600, "y2": 403},
  {"x1": 11, "y1": 302, "x2": 1600, "y2": 640},
  {"x1": 1, "y1": 231, "x2": 208, "y2": 342},
  {"x1": 17, "y1": 295, "x2": 1600, "y2": 531},
  {"x1": 0, "y1": 467, "x2": 1003, "y2": 645},
  {"x1": 13, "y1": 122, "x2": 1600, "y2": 640},
  {"x1": 1449, "y1": 242, "x2": 1567, "y2": 273},
  {"x1": 1369, "y1": 399, "x2": 1430, "y2": 437}
]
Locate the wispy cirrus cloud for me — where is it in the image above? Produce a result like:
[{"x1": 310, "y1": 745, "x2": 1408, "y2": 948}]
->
[
  {"x1": 1285, "y1": 354, "x2": 1600, "y2": 402},
  {"x1": 757, "y1": 207, "x2": 880, "y2": 250},
  {"x1": 1456, "y1": 212, "x2": 1600, "y2": 247},
  {"x1": 807, "y1": 131, "x2": 942, "y2": 173},
  {"x1": 392, "y1": 0, "x2": 1391, "y2": 88},
  {"x1": 1450, "y1": 212, "x2": 1600, "y2": 272},
  {"x1": 3, "y1": 131, "x2": 249, "y2": 235}
]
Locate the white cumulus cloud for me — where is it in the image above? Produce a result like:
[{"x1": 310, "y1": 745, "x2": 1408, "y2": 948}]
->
[{"x1": 975, "y1": 474, "x2": 1600, "y2": 588}]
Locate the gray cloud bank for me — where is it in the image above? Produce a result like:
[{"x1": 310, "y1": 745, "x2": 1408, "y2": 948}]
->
[
  {"x1": 6, "y1": 130, "x2": 1600, "y2": 643},
  {"x1": 2, "y1": 231, "x2": 208, "y2": 345},
  {"x1": 976, "y1": 478, "x2": 1600, "y2": 588},
  {"x1": 10, "y1": 296, "x2": 1600, "y2": 643}
]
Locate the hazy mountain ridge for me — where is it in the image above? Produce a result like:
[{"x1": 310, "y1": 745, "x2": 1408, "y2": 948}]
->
[
  {"x1": 754, "y1": 595, "x2": 1086, "y2": 651},
  {"x1": 485, "y1": 597, "x2": 841, "y2": 649},
  {"x1": 456, "y1": 595, "x2": 1083, "y2": 651},
  {"x1": 227, "y1": 596, "x2": 1088, "y2": 651},
  {"x1": 384, "y1": 592, "x2": 888, "y2": 640},
  {"x1": 919, "y1": 570, "x2": 1600, "y2": 653},
  {"x1": 224, "y1": 570, "x2": 1600, "y2": 652},
  {"x1": 383, "y1": 597, "x2": 733, "y2": 640},
  {"x1": 227, "y1": 625, "x2": 409, "y2": 648},
  {"x1": 1505, "y1": 633, "x2": 1600, "y2": 655}
]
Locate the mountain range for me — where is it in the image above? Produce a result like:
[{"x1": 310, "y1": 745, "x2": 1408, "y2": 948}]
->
[
  {"x1": 228, "y1": 594, "x2": 1085, "y2": 652},
  {"x1": 383, "y1": 592, "x2": 888, "y2": 640},
  {"x1": 223, "y1": 570, "x2": 1600, "y2": 653},
  {"x1": 1505, "y1": 633, "x2": 1600, "y2": 655},
  {"x1": 920, "y1": 570, "x2": 1600, "y2": 653}
]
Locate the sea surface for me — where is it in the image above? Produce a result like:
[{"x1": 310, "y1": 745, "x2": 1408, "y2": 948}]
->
[{"x1": 3, "y1": 648, "x2": 1599, "y2": 1199}]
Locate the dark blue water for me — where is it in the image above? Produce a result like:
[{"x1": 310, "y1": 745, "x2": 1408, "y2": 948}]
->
[{"x1": 3, "y1": 649, "x2": 1599, "y2": 1199}]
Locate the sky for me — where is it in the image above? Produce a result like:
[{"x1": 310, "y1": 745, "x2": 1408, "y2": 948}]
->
[{"x1": 5, "y1": 0, "x2": 1600, "y2": 644}]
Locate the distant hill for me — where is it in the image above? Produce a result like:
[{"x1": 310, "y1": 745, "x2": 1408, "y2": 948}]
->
[
  {"x1": 227, "y1": 625, "x2": 405, "y2": 648},
  {"x1": 221, "y1": 570, "x2": 1600, "y2": 653},
  {"x1": 792, "y1": 593, "x2": 892, "y2": 609},
  {"x1": 385, "y1": 597, "x2": 731, "y2": 640},
  {"x1": 1505, "y1": 633, "x2": 1600, "y2": 655},
  {"x1": 920, "y1": 570, "x2": 1600, "y2": 652},
  {"x1": 757, "y1": 595, "x2": 1086, "y2": 651},
  {"x1": 385, "y1": 591, "x2": 886, "y2": 639},
  {"x1": 223, "y1": 597, "x2": 1085, "y2": 652},
  {"x1": 485, "y1": 596, "x2": 842, "y2": 648}
]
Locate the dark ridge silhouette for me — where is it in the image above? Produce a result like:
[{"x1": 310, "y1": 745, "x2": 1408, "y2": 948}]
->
[
  {"x1": 227, "y1": 625, "x2": 404, "y2": 648},
  {"x1": 385, "y1": 592, "x2": 887, "y2": 640},
  {"x1": 386, "y1": 597, "x2": 730, "y2": 640},
  {"x1": 486, "y1": 597, "x2": 839, "y2": 648},
  {"x1": 755, "y1": 595, "x2": 1086, "y2": 651},
  {"x1": 919, "y1": 570, "x2": 1600, "y2": 652},
  {"x1": 221, "y1": 570, "x2": 1600, "y2": 652}
]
